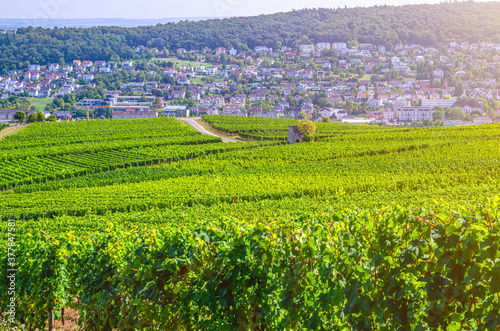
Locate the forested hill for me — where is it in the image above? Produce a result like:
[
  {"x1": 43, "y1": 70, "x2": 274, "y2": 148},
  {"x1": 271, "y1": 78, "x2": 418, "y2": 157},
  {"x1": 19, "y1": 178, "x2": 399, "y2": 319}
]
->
[{"x1": 1, "y1": 2, "x2": 500, "y2": 70}]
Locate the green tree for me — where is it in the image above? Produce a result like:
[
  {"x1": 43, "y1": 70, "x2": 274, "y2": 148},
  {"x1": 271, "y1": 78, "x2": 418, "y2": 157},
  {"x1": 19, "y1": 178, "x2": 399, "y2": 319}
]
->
[
  {"x1": 447, "y1": 107, "x2": 466, "y2": 120},
  {"x1": 47, "y1": 114, "x2": 57, "y2": 122},
  {"x1": 36, "y1": 111, "x2": 45, "y2": 122},
  {"x1": 423, "y1": 118, "x2": 433, "y2": 127},
  {"x1": 455, "y1": 83, "x2": 464, "y2": 97},
  {"x1": 14, "y1": 111, "x2": 26, "y2": 123},
  {"x1": 26, "y1": 112, "x2": 38, "y2": 123},
  {"x1": 298, "y1": 119, "x2": 316, "y2": 142},
  {"x1": 432, "y1": 109, "x2": 444, "y2": 121},
  {"x1": 53, "y1": 98, "x2": 64, "y2": 109},
  {"x1": 322, "y1": 116, "x2": 330, "y2": 123},
  {"x1": 298, "y1": 112, "x2": 307, "y2": 120}
]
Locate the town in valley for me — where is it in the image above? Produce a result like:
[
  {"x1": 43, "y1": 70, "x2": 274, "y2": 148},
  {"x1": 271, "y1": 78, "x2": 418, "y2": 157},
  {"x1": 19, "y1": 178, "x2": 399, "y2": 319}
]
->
[{"x1": 1, "y1": 38, "x2": 499, "y2": 127}]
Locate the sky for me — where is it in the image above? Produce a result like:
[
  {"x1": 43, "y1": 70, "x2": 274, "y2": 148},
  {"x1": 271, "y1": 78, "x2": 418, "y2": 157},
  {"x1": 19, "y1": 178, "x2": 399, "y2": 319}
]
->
[{"x1": 0, "y1": 0, "x2": 493, "y2": 20}]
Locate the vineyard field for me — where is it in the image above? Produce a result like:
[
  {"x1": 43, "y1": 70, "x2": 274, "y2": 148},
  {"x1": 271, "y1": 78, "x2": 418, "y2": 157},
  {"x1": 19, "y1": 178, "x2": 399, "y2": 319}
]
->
[
  {"x1": 202, "y1": 115, "x2": 401, "y2": 140},
  {"x1": 1, "y1": 117, "x2": 499, "y2": 330}
]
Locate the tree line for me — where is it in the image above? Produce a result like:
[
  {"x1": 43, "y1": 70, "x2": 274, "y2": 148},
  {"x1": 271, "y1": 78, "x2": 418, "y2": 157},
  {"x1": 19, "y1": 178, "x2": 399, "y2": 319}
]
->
[{"x1": 1, "y1": 2, "x2": 500, "y2": 71}]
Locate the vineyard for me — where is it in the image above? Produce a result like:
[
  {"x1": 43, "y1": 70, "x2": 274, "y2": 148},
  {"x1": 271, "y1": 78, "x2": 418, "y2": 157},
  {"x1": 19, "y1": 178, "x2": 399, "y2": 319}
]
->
[
  {"x1": 0, "y1": 118, "x2": 226, "y2": 189},
  {"x1": 1, "y1": 117, "x2": 500, "y2": 330},
  {"x1": 202, "y1": 115, "x2": 399, "y2": 141}
]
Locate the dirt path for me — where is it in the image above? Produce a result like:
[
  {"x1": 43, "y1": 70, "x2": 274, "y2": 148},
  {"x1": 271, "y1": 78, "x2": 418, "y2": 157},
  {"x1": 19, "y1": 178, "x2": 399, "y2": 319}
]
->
[
  {"x1": 0, "y1": 125, "x2": 27, "y2": 140},
  {"x1": 177, "y1": 117, "x2": 238, "y2": 143}
]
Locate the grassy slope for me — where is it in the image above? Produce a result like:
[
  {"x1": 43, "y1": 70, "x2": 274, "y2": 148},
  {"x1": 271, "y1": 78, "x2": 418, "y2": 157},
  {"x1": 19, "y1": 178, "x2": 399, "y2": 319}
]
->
[{"x1": 28, "y1": 97, "x2": 53, "y2": 111}]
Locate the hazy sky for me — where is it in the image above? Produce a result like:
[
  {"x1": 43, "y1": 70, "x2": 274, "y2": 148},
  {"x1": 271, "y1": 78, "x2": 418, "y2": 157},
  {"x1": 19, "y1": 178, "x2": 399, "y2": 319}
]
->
[{"x1": 0, "y1": 0, "x2": 490, "y2": 19}]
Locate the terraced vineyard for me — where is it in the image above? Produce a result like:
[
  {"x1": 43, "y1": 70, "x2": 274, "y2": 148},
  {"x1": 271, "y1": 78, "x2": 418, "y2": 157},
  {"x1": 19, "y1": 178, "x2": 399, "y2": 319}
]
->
[{"x1": 1, "y1": 117, "x2": 500, "y2": 330}]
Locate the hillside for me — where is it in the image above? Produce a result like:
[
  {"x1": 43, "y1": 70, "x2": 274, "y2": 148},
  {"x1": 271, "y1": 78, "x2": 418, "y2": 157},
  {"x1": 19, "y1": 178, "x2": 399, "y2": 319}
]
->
[
  {"x1": 1, "y1": 117, "x2": 500, "y2": 329},
  {"x1": 1, "y1": 2, "x2": 500, "y2": 71}
]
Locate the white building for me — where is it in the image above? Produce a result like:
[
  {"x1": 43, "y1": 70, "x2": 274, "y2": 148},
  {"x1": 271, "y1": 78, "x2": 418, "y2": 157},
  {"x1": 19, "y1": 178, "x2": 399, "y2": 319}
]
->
[
  {"x1": 113, "y1": 111, "x2": 158, "y2": 119},
  {"x1": 341, "y1": 116, "x2": 375, "y2": 124},
  {"x1": 433, "y1": 69, "x2": 444, "y2": 77},
  {"x1": 333, "y1": 42, "x2": 347, "y2": 50},
  {"x1": 473, "y1": 117, "x2": 493, "y2": 125},
  {"x1": 254, "y1": 46, "x2": 272, "y2": 52},
  {"x1": 383, "y1": 109, "x2": 397, "y2": 122},
  {"x1": 421, "y1": 98, "x2": 457, "y2": 108},
  {"x1": 82, "y1": 74, "x2": 94, "y2": 82},
  {"x1": 28, "y1": 64, "x2": 41, "y2": 71},
  {"x1": 399, "y1": 106, "x2": 434, "y2": 122},
  {"x1": 367, "y1": 99, "x2": 383, "y2": 108},
  {"x1": 316, "y1": 43, "x2": 331, "y2": 50},
  {"x1": 300, "y1": 45, "x2": 315, "y2": 53}
]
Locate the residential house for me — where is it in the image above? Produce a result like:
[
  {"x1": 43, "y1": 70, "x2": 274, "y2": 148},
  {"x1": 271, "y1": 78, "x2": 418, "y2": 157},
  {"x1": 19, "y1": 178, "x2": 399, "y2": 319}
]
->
[
  {"x1": 254, "y1": 46, "x2": 272, "y2": 52},
  {"x1": 162, "y1": 106, "x2": 189, "y2": 117},
  {"x1": 366, "y1": 110, "x2": 384, "y2": 120},
  {"x1": 331, "y1": 108, "x2": 347, "y2": 120},
  {"x1": 220, "y1": 107, "x2": 247, "y2": 117},
  {"x1": 48, "y1": 63, "x2": 60, "y2": 71},
  {"x1": 28, "y1": 64, "x2": 41, "y2": 71},
  {"x1": 283, "y1": 107, "x2": 302, "y2": 119},
  {"x1": 452, "y1": 99, "x2": 482, "y2": 114},
  {"x1": 171, "y1": 90, "x2": 186, "y2": 99},
  {"x1": 359, "y1": 43, "x2": 373, "y2": 50},
  {"x1": 54, "y1": 111, "x2": 72, "y2": 121},
  {"x1": 82, "y1": 74, "x2": 94, "y2": 82},
  {"x1": 249, "y1": 110, "x2": 283, "y2": 118},
  {"x1": 164, "y1": 68, "x2": 177, "y2": 76},
  {"x1": 38, "y1": 87, "x2": 51, "y2": 98},
  {"x1": 177, "y1": 75, "x2": 190, "y2": 85},
  {"x1": 433, "y1": 69, "x2": 444, "y2": 77},
  {"x1": 249, "y1": 93, "x2": 266, "y2": 102},
  {"x1": 28, "y1": 88, "x2": 39, "y2": 97},
  {"x1": 121, "y1": 62, "x2": 135, "y2": 71},
  {"x1": 200, "y1": 95, "x2": 225, "y2": 108},
  {"x1": 367, "y1": 99, "x2": 383, "y2": 108},
  {"x1": 316, "y1": 43, "x2": 331, "y2": 50}
]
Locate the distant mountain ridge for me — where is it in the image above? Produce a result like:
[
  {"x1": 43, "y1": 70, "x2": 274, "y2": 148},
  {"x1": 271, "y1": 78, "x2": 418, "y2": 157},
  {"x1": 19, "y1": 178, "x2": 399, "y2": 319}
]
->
[{"x1": 1, "y1": 2, "x2": 500, "y2": 70}]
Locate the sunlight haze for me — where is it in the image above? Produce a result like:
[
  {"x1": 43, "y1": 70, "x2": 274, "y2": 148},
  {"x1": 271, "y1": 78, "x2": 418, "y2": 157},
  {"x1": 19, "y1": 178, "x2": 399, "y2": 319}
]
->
[{"x1": 0, "y1": 0, "x2": 487, "y2": 19}]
